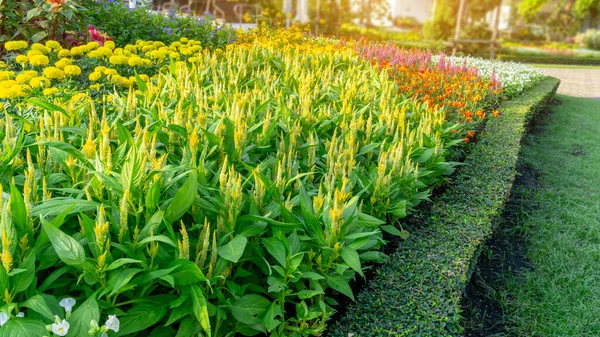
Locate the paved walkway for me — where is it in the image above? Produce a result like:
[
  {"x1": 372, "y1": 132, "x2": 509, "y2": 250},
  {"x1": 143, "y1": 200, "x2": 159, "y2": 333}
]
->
[{"x1": 539, "y1": 68, "x2": 600, "y2": 99}]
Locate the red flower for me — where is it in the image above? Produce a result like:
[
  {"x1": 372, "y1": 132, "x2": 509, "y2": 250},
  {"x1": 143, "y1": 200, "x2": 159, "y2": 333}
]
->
[{"x1": 87, "y1": 25, "x2": 114, "y2": 46}]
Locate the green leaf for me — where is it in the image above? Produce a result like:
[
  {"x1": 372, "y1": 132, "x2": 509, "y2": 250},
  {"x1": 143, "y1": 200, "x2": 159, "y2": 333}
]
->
[
  {"x1": 262, "y1": 237, "x2": 287, "y2": 267},
  {"x1": 26, "y1": 7, "x2": 43, "y2": 20},
  {"x1": 109, "y1": 268, "x2": 143, "y2": 297},
  {"x1": 168, "y1": 259, "x2": 206, "y2": 286},
  {"x1": 190, "y1": 285, "x2": 211, "y2": 335},
  {"x1": 137, "y1": 235, "x2": 177, "y2": 248},
  {"x1": 139, "y1": 210, "x2": 164, "y2": 240},
  {"x1": 20, "y1": 295, "x2": 55, "y2": 321},
  {"x1": 31, "y1": 31, "x2": 48, "y2": 43},
  {"x1": 67, "y1": 296, "x2": 99, "y2": 337},
  {"x1": 8, "y1": 184, "x2": 27, "y2": 236},
  {"x1": 12, "y1": 252, "x2": 35, "y2": 293},
  {"x1": 165, "y1": 170, "x2": 197, "y2": 223},
  {"x1": 174, "y1": 317, "x2": 195, "y2": 337},
  {"x1": 230, "y1": 294, "x2": 270, "y2": 325},
  {"x1": 118, "y1": 303, "x2": 168, "y2": 335},
  {"x1": 31, "y1": 198, "x2": 96, "y2": 218},
  {"x1": 217, "y1": 235, "x2": 247, "y2": 263},
  {"x1": 326, "y1": 275, "x2": 354, "y2": 301},
  {"x1": 41, "y1": 219, "x2": 85, "y2": 267},
  {"x1": 0, "y1": 319, "x2": 47, "y2": 336},
  {"x1": 106, "y1": 258, "x2": 143, "y2": 271},
  {"x1": 120, "y1": 144, "x2": 143, "y2": 191},
  {"x1": 340, "y1": 247, "x2": 363, "y2": 277},
  {"x1": 389, "y1": 200, "x2": 408, "y2": 218}
]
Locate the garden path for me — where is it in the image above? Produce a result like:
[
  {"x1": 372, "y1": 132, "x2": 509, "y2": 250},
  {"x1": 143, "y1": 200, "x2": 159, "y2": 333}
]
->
[{"x1": 539, "y1": 67, "x2": 600, "y2": 99}]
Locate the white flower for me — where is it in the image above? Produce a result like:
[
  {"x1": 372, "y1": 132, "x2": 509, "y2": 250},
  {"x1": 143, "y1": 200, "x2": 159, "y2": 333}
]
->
[
  {"x1": 105, "y1": 315, "x2": 120, "y2": 332},
  {"x1": 51, "y1": 319, "x2": 70, "y2": 336},
  {"x1": 16, "y1": 312, "x2": 24, "y2": 317},
  {"x1": 0, "y1": 312, "x2": 8, "y2": 326},
  {"x1": 59, "y1": 298, "x2": 76, "y2": 314}
]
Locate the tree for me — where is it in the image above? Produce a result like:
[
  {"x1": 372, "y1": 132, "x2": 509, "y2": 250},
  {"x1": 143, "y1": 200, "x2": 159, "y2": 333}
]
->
[
  {"x1": 424, "y1": 0, "x2": 502, "y2": 40},
  {"x1": 519, "y1": 0, "x2": 600, "y2": 39}
]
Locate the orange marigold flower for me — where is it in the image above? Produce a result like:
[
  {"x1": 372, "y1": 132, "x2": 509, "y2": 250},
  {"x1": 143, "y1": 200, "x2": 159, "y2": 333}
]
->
[
  {"x1": 464, "y1": 137, "x2": 470, "y2": 143},
  {"x1": 467, "y1": 130, "x2": 475, "y2": 138},
  {"x1": 492, "y1": 110, "x2": 499, "y2": 117}
]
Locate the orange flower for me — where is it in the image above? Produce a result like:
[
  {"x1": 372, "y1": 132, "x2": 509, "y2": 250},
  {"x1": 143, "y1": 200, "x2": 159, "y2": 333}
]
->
[
  {"x1": 47, "y1": 0, "x2": 66, "y2": 11},
  {"x1": 492, "y1": 110, "x2": 499, "y2": 117},
  {"x1": 467, "y1": 130, "x2": 475, "y2": 138},
  {"x1": 464, "y1": 137, "x2": 470, "y2": 143}
]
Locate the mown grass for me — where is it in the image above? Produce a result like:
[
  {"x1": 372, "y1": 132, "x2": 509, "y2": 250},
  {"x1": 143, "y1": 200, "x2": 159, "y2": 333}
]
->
[{"x1": 501, "y1": 95, "x2": 600, "y2": 336}]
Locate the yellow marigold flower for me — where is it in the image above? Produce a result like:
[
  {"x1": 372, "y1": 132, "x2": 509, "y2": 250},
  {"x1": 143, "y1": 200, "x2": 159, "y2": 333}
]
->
[
  {"x1": 15, "y1": 55, "x2": 28, "y2": 64},
  {"x1": 30, "y1": 76, "x2": 50, "y2": 88},
  {"x1": 138, "y1": 74, "x2": 149, "y2": 82},
  {"x1": 127, "y1": 56, "x2": 144, "y2": 67},
  {"x1": 150, "y1": 50, "x2": 168, "y2": 60},
  {"x1": 170, "y1": 52, "x2": 180, "y2": 59},
  {"x1": 29, "y1": 54, "x2": 50, "y2": 66},
  {"x1": 104, "y1": 40, "x2": 116, "y2": 50},
  {"x1": 180, "y1": 37, "x2": 188, "y2": 43},
  {"x1": 55, "y1": 58, "x2": 73, "y2": 70},
  {"x1": 43, "y1": 88, "x2": 59, "y2": 95},
  {"x1": 58, "y1": 49, "x2": 72, "y2": 58},
  {"x1": 5, "y1": 40, "x2": 28, "y2": 51},
  {"x1": 15, "y1": 84, "x2": 30, "y2": 97},
  {"x1": 86, "y1": 41, "x2": 100, "y2": 50},
  {"x1": 89, "y1": 83, "x2": 101, "y2": 91},
  {"x1": 188, "y1": 57, "x2": 198, "y2": 63},
  {"x1": 43, "y1": 66, "x2": 65, "y2": 80},
  {"x1": 124, "y1": 45, "x2": 137, "y2": 53},
  {"x1": 64, "y1": 65, "x2": 81, "y2": 76},
  {"x1": 70, "y1": 46, "x2": 84, "y2": 56},
  {"x1": 27, "y1": 50, "x2": 43, "y2": 58},
  {"x1": 0, "y1": 71, "x2": 14, "y2": 81},
  {"x1": 113, "y1": 48, "x2": 124, "y2": 56},
  {"x1": 31, "y1": 43, "x2": 51, "y2": 54},
  {"x1": 45, "y1": 40, "x2": 61, "y2": 51},
  {"x1": 94, "y1": 66, "x2": 107, "y2": 73},
  {"x1": 16, "y1": 72, "x2": 36, "y2": 84},
  {"x1": 109, "y1": 55, "x2": 128, "y2": 65},
  {"x1": 89, "y1": 72, "x2": 102, "y2": 81}
]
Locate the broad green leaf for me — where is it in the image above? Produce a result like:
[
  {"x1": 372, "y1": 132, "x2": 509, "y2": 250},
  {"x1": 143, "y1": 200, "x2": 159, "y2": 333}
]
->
[
  {"x1": 326, "y1": 275, "x2": 354, "y2": 301},
  {"x1": 340, "y1": 247, "x2": 363, "y2": 277},
  {"x1": 8, "y1": 184, "x2": 27, "y2": 236},
  {"x1": 217, "y1": 235, "x2": 247, "y2": 263},
  {"x1": 190, "y1": 285, "x2": 211, "y2": 335},
  {"x1": 12, "y1": 252, "x2": 35, "y2": 293},
  {"x1": 118, "y1": 303, "x2": 167, "y2": 335},
  {"x1": 262, "y1": 237, "x2": 287, "y2": 267},
  {"x1": 0, "y1": 318, "x2": 47, "y2": 336},
  {"x1": 108, "y1": 268, "x2": 143, "y2": 296},
  {"x1": 41, "y1": 219, "x2": 85, "y2": 267},
  {"x1": 174, "y1": 317, "x2": 195, "y2": 337},
  {"x1": 230, "y1": 294, "x2": 270, "y2": 325},
  {"x1": 168, "y1": 259, "x2": 206, "y2": 286},
  {"x1": 120, "y1": 144, "x2": 143, "y2": 191},
  {"x1": 31, "y1": 198, "x2": 96, "y2": 218},
  {"x1": 164, "y1": 170, "x2": 197, "y2": 223},
  {"x1": 20, "y1": 295, "x2": 54, "y2": 321},
  {"x1": 31, "y1": 31, "x2": 48, "y2": 43},
  {"x1": 67, "y1": 296, "x2": 100, "y2": 337},
  {"x1": 139, "y1": 210, "x2": 164, "y2": 240}
]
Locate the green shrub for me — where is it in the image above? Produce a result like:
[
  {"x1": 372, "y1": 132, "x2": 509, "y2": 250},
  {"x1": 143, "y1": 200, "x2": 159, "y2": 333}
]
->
[
  {"x1": 82, "y1": 0, "x2": 235, "y2": 47},
  {"x1": 498, "y1": 54, "x2": 600, "y2": 65},
  {"x1": 582, "y1": 29, "x2": 600, "y2": 50},
  {"x1": 330, "y1": 76, "x2": 560, "y2": 336}
]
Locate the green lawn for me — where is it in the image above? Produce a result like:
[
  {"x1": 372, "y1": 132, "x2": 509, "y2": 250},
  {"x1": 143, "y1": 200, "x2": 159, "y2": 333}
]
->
[
  {"x1": 530, "y1": 63, "x2": 600, "y2": 69},
  {"x1": 501, "y1": 95, "x2": 600, "y2": 336}
]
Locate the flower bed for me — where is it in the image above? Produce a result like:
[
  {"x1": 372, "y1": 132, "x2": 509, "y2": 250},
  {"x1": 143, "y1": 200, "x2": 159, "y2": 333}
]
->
[{"x1": 0, "y1": 29, "x2": 543, "y2": 336}]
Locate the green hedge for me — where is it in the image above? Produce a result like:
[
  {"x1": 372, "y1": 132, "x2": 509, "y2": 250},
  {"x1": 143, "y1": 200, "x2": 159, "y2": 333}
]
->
[
  {"x1": 498, "y1": 54, "x2": 600, "y2": 65},
  {"x1": 329, "y1": 76, "x2": 560, "y2": 336}
]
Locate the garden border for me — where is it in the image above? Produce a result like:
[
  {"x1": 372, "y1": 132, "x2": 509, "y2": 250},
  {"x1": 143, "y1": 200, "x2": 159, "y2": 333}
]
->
[
  {"x1": 498, "y1": 54, "x2": 600, "y2": 66},
  {"x1": 330, "y1": 76, "x2": 560, "y2": 336}
]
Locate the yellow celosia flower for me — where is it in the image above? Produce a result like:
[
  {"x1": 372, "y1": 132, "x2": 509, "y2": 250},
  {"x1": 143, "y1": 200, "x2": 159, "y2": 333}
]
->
[
  {"x1": 29, "y1": 54, "x2": 50, "y2": 66},
  {"x1": 5, "y1": 40, "x2": 28, "y2": 51}
]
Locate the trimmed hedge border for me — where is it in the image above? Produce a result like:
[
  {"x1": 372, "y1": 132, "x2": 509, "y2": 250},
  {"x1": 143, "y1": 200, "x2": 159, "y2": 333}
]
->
[
  {"x1": 330, "y1": 76, "x2": 560, "y2": 337},
  {"x1": 498, "y1": 54, "x2": 600, "y2": 66}
]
